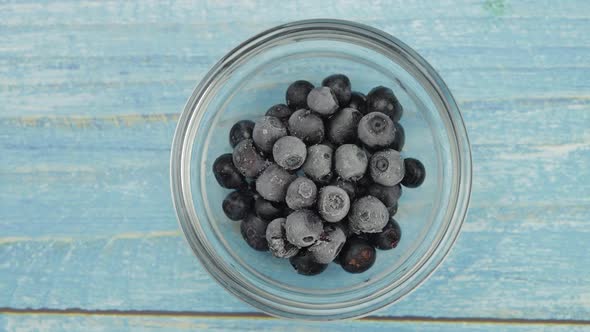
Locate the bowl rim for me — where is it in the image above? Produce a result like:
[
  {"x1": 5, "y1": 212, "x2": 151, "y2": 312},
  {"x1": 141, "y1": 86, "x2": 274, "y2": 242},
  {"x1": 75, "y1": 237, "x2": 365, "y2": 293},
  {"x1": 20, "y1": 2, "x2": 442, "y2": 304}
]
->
[{"x1": 170, "y1": 18, "x2": 472, "y2": 320}]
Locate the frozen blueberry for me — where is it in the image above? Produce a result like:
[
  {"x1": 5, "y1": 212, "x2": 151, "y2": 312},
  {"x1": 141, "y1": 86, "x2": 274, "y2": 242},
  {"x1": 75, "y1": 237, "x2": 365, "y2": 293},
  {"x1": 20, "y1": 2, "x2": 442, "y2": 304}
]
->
[
  {"x1": 332, "y1": 178, "x2": 357, "y2": 202},
  {"x1": 222, "y1": 190, "x2": 254, "y2": 221},
  {"x1": 401, "y1": 158, "x2": 426, "y2": 188},
  {"x1": 290, "y1": 249, "x2": 328, "y2": 276},
  {"x1": 390, "y1": 122, "x2": 405, "y2": 151},
  {"x1": 357, "y1": 112, "x2": 396, "y2": 149},
  {"x1": 369, "y1": 218, "x2": 401, "y2": 250},
  {"x1": 256, "y1": 164, "x2": 296, "y2": 202},
  {"x1": 327, "y1": 107, "x2": 362, "y2": 145},
  {"x1": 213, "y1": 153, "x2": 247, "y2": 189},
  {"x1": 309, "y1": 224, "x2": 347, "y2": 264},
  {"x1": 367, "y1": 183, "x2": 402, "y2": 209},
  {"x1": 307, "y1": 87, "x2": 339, "y2": 116},
  {"x1": 348, "y1": 196, "x2": 389, "y2": 234},
  {"x1": 339, "y1": 237, "x2": 376, "y2": 273},
  {"x1": 255, "y1": 197, "x2": 287, "y2": 220},
  {"x1": 285, "y1": 177, "x2": 318, "y2": 210},
  {"x1": 229, "y1": 120, "x2": 255, "y2": 148},
  {"x1": 232, "y1": 139, "x2": 271, "y2": 178},
  {"x1": 286, "y1": 80, "x2": 314, "y2": 110},
  {"x1": 285, "y1": 209, "x2": 324, "y2": 247},
  {"x1": 334, "y1": 144, "x2": 368, "y2": 181},
  {"x1": 348, "y1": 91, "x2": 367, "y2": 114},
  {"x1": 240, "y1": 214, "x2": 269, "y2": 251},
  {"x1": 252, "y1": 116, "x2": 288, "y2": 153},
  {"x1": 366, "y1": 86, "x2": 403, "y2": 122},
  {"x1": 266, "y1": 218, "x2": 300, "y2": 258},
  {"x1": 322, "y1": 74, "x2": 352, "y2": 106},
  {"x1": 317, "y1": 185, "x2": 350, "y2": 222},
  {"x1": 369, "y1": 149, "x2": 405, "y2": 186},
  {"x1": 288, "y1": 109, "x2": 325, "y2": 145},
  {"x1": 265, "y1": 104, "x2": 293, "y2": 123},
  {"x1": 273, "y1": 136, "x2": 307, "y2": 170},
  {"x1": 302, "y1": 144, "x2": 333, "y2": 184}
]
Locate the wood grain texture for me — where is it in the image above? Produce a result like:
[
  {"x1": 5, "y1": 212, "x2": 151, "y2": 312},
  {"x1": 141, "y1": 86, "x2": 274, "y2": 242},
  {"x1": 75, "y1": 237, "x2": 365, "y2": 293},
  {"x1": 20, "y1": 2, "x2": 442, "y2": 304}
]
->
[
  {"x1": 1, "y1": 0, "x2": 590, "y2": 329},
  {"x1": 2, "y1": 313, "x2": 589, "y2": 332}
]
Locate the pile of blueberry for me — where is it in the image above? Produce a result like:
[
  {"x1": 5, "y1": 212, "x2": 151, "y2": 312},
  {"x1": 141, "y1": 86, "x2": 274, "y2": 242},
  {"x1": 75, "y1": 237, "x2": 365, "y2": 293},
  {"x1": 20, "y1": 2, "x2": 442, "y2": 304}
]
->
[{"x1": 212, "y1": 74, "x2": 425, "y2": 276}]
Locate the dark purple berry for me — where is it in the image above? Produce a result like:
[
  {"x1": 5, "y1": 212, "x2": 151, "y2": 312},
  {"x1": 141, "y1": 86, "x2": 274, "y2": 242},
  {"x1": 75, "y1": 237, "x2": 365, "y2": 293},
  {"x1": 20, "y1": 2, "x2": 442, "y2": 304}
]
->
[
  {"x1": 390, "y1": 122, "x2": 405, "y2": 151},
  {"x1": 348, "y1": 91, "x2": 367, "y2": 114},
  {"x1": 255, "y1": 197, "x2": 287, "y2": 221},
  {"x1": 401, "y1": 158, "x2": 426, "y2": 188},
  {"x1": 240, "y1": 214, "x2": 269, "y2": 251},
  {"x1": 369, "y1": 218, "x2": 401, "y2": 250},
  {"x1": 266, "y1": 104, "x2": 293, "y2": 122},
  {"x1": 213, "y1": 153, "x2": 247, "y2": 189},
  {"x1": 232, "y1": 139, "x2": 271, "y2": 178},
  {"x1": 388, "y1": 202, "x2": 398, "y2": 216},
  {"x1": 229, "y1": 120, "x2": 255, "y2": 148},
  {"x1": 289, "y1": 249, "x2": 328, "y2": 276},
  {"x1": 367, "y1": 183, "x2": 402, "y2": 209},
  {"x1": 286, "y1": 80, "x2": 314, "y2": 110},
  {"x1": 366, "y1": 86, "x2": 403, "y2": 122},
  {"x1": 222, "y1": 190, "x2": 254, "y2": 221},
  {"x1": 288, "y1": 109, "x2": 325, "y2": 145},
  {"x1": 322, "y1": 74, "x2": 352, "y2": 106},
  {"x1": 339, "y1": 237, "x2": 376, "y2": 273}
]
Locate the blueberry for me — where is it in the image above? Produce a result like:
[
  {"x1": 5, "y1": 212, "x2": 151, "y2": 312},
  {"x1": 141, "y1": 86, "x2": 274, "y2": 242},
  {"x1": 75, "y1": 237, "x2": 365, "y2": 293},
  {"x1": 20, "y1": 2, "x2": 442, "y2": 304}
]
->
[
  {"x1": 327, "y1": 107, "x2": 363, "y2": 145},
  {"x1": 317, "y1": 185, "x2": 350, "y2": 222},
  {"x1": 348, "y1": 91, "x2": 367, "y2": 114},
  {"x1": 222, "y1": 190, "x2": 254, "y2": 221},
  {"x1": 322, "y1": 74, "x2": 352, "y2": 106},
  {"x1": 401, "y1": 158, "x2": 426, "y2": 188},
  {"x1": 255, "y1": 197, "x2": 287, "y2": 220},
  {"x1": 307, "y1": 87, "x2": 339, "y2": 116},
  {"x1": 355, "y1": 173, "x2": 373, "y2": 197},
  {"x1": 309, "y1": 224, "x2": 347, "y2": 264},
  {"x1": 285, "y1": 209, "x2": 324, "y2": 247},
  {"x1": 332, "y1": 178, "x2": 357, "y2": 202},
  {"x1": 339, "y1": 237, "x2": 376, "y2": 273},
  {"x1": 348, "y1": 196, "x2": 389, "y2": 234},
  {"x1": 256, "y1": 164, "x2": 296, "y2": 202},
  {"x1": 369, "y1": 218, "x2": 401, "y2": 250},
  {"x1": 232, "y1": 139, "x2": 271, "y2": 178},
  {"x1": 334, "y1": 144, "x2": 368, "y2": 181},
  {"x1": 252, "y1": 116, "x2": 288, "y2": 153},
  {"x1": 367, "y1": 183, "x2": 402, "y2": 209},
  {"x1": 213, "y1": 153, "x2": 247, "y2": 189},
  {"x1": 302, "y1": 144, "x2": 333, "y2": 184},
  {"x1": 266, "y1": 218, "x2": 300, "y2": 258},
  {"x1": 273, "y1": 136, "x2": 307, "y2": 170},
  {"x1": 265, "y1": 104, "x2": 293, "y2": 123},
  {"x1": 229, "y1": 120, "x2": 255, "y2": 148},
  {"x1": 286, "y1": 80, "x2": 314, "y2": 110},
  {"x1": 240, "y1": 214, "x2": 269, "y2": 251},
  {"x1": 388, "y1": 202, "x2": 398, "y2": 216},
  {"x1": 369, "y1": 149, "x2": 404, "y2": 186},
  {"x1": 288, "y1": 109, "x2": 325, "y2": 145},
  {"x1": 285, "y1": 177, "x2": 318, "y2": 210},
  {"x1": 366, "y1": 86, "x2": 403, "y2": 122},
  {"x1": 357, "y1": 112, "x2": 396, "y2": 149},
  {"x1": 289, "y1": 249, "x2": 328, "y2": 276},
  {"x1": 390, "y1": 122, "x2": 405, "y2": 151}
]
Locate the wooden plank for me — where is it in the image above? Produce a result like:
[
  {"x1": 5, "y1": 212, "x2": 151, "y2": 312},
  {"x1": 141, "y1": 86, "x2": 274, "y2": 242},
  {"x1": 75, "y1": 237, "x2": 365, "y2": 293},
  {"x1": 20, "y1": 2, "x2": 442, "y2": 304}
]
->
[
  {"x1": 0, "y1": 205, "x2": 589, "y2": 318},
  {"x1": 1, "y1": 312, "x2": 589, "y2": 332},
  {"x1": 2, "y1": 0, "x2": 588, "y2": 28}
]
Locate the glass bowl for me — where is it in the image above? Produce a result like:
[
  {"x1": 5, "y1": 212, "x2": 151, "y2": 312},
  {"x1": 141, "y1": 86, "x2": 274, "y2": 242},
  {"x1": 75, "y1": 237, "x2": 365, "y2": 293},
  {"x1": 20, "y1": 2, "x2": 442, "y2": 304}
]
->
[{"x1": 170, "y1": 19, "x2": 472, "y2": 320}]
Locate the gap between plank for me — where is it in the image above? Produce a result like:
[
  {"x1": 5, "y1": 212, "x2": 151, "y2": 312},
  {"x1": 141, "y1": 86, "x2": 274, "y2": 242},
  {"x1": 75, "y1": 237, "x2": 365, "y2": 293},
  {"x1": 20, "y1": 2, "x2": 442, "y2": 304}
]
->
[{"x1": 0, "y1": 308, "x2": 588, "y2": 326}]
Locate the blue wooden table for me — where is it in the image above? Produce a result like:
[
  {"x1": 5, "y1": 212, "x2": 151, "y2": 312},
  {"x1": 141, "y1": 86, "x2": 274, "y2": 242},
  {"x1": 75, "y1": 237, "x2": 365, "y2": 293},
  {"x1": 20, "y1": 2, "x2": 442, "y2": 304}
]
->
[{"x1": 1, "y1": 0, "x2": 590, "y2": 330}]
